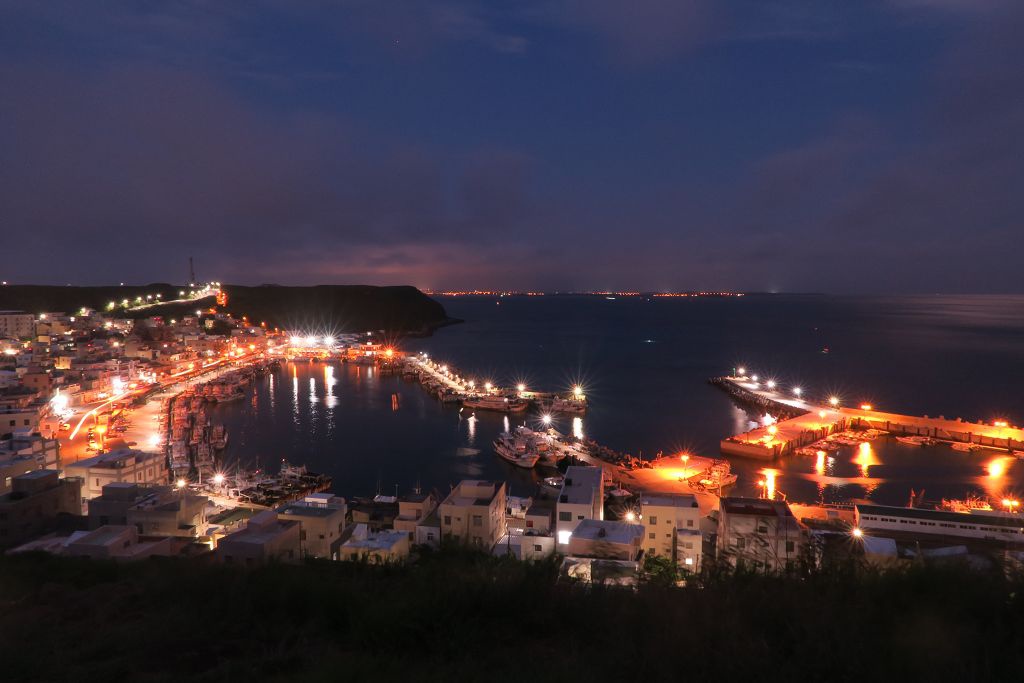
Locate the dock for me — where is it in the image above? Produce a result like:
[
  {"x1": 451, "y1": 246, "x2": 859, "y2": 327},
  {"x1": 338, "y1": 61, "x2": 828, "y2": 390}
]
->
[{"x1": 714, "y1": 375, "x2": 1024, "y2": 459}]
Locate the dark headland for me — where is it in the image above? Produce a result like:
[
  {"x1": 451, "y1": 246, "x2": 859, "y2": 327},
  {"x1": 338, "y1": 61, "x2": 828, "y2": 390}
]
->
[{"x1": 0, "y1": 284, "x2": 455, "y2": 335}]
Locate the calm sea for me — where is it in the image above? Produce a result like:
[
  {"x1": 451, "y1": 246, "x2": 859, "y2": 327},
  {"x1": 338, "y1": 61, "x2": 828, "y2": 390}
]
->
[{"x1": 213, "y1": 294, "x2": 1024, "y2": 506}]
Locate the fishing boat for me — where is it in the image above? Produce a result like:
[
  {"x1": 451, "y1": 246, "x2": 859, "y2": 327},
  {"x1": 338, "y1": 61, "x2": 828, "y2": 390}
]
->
[
  {"x1": 463, "y1": 395, "x2": 529, "y2": 413},
  {"x1": 541, "y1": 396, "x2": 587, "y2": 415},
  {"x1": 950, "y1": 441, "x2": 978, "y2": 453},
  {"x1": 540, "y1": 475, "x2": 564, "y2": 494},
  {"x1": 493, "y1": 432, "x2": 541, "y2": 469},
  {"x1": 897, "y1": 435, "x2": 935, "y2": 447}
]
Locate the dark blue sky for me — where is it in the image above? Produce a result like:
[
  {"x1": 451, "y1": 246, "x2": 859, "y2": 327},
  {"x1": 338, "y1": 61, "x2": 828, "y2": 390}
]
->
[{"x1": 2, "y1": 1, "x2": 1021, "y2": 293}]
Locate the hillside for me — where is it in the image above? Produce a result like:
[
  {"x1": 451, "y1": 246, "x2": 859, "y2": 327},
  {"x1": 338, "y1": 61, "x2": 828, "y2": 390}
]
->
[
  {"x1": 1, "y1": 551, "x2": 1022, "y2": 682},
  {"x1": 0, "y1": 284, "x2": 452, "y2": 335}
]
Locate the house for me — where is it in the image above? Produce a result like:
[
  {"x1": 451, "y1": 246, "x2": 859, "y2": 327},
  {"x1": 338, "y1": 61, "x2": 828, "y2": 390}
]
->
[
  {"x1": 414, "y1": 509, "x2": 441, "y2": 548},
  {"x1": 338, "y1": 523, "x2": 410, "y2": 563},
  {"x1": 64, "y1": 446, "x2": 168, "y2": 502},
  {"x1": 438, "y1": 480, "x2": 507, "y2": 549},
  {"x1": 566, "y1": 519, "x2": 644, "y2": 561},
  {"x1": 0, "y1": 311, "x2": 34, "y2": 340},
  {"x1": 277, "y1": 494, "x2": 348, "y2": 559},
  {"x1": 555, "y1": 466, "x2": 604, "y2": 545},
  {"x1": 0, "y1": 470, "x2": 82, "y2": 549},
  {"x1": 126, "y1": 489, "x2": 209, "y2": 539},
  {"x1": 64, "y1": 525, "x2": 172, "y2": 561},
  {"x1": 524, "y1": 500, "x2": 554, "y2": 534},
  {"x1": 717, "y1": 497, "x2": 808, "y2": 571},
  {"x1": 87, "y1": 482, "x2": 156, "y2": 528},
  {"x1": 0, "y1": 432, "x2": 60, "y2": 472},
  {"x1": 639, "y1": 493, "x2": 702, "y2": 571},
  {"x1": 1, "y1": 454, "x2": 41, "y2": 495},
  {"x1": 393, "y1": 490, "x2": 438, "y2": 538},
  {"x1": 216, "y1": 510, "x2": 301, "y2": 565},
  {"x1": 494, "y1": 530, "x2": 556, "y2": 561}
]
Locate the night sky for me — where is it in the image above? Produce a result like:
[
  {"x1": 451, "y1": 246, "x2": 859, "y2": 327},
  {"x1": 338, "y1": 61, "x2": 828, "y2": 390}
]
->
[{"x1": 2, "y1": 1, "x2": 1021, "y2": 293}]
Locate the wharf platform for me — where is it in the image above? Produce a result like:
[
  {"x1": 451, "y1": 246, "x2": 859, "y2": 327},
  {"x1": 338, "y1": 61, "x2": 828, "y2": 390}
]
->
[{"x1": 715, "y1": 376, "x2": 1023, "y2": 460}]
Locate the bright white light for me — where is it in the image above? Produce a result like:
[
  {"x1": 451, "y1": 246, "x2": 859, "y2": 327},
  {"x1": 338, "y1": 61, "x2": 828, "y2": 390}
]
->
[
  {"x1": 852, "y1": 527, "x2": 863, "y2": 539},
  {"x1": 111, "y1": 377, "x2": 124, "y2": 393},
  {"x1": 624, "y1": 511, "x2": 636, "y2": 522},
  {"x1": 557, "y1": 530, "x2": 572, "y2": 545},
  {"x1": 322, "y1": 336, "x2": 335, "y2": 347},
  {"x1": 766, "y1": 380, "x2": 776, "y2": 389},
  {"x1": 484, "y1": 382, "x2": 493, "y2": 391},
  {"x1": 737, "y1": 367, "x2": 746, "y2": 375},
  {"x1": 793, "y1": 387, "x2": 802, "y2": 397},
  {"x1": 829, "y1": 396, "x2": 840, "y2": 407},
  {"x1": 573, "y1": 385, "x2": 583, "y2": 397},
  {"x1": 517, "y1": 383, "x2": 525, "y2": 392},
  {"x1": 751, "y1": 374, "x2": 759, "y2": 382},
  {"x1": 213, "y1": 473, "x2": 225, "y2": 485},
  {"x1": 175, "y1": 478, "x2": 187, "y2": 489},
  {"x1": 149, "y1": 434, "x2": 161, "y2": 447},
  {"x1": 542, "y1": 414, "x2": 552, "y2": 425},
  {"x1": 290, "y1": 336, "x2": 302, "y2": 346},
  {"x1": 305, "y1": 335, "x2": 317, "y2": 347}
]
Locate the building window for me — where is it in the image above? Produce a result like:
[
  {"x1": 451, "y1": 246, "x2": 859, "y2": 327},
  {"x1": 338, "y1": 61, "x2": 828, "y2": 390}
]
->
[
  {"x1": 687, "y1": 519, "x2": 694, "y2": 527},
  {"x1": 443, "y1": 516, "x2": 451, "y2": 525},
  {"x1": 648, "y1": 532, "x2": 655, "y2": 539},
  {"x1": 785, "y1": 541, "x2": 795, "y2": 553},
  {"x1": 427, "y1": 532, "x2": 435, "y2": 541},
  {"x1": 736, "y1": 537, "x2": 746, "y2": 549},
  {"x1": 472, "y1": 515, "x2": 483, "y2": 527},
  {"x1": 558, "y1": 511, "x2": 571, "y2": 522},
  {"x1": 649, "y1": 516, "x2": 657, "y2": 525},
  {"x1": 533, "y1": 544, "x2": 542, "y2": 552}
]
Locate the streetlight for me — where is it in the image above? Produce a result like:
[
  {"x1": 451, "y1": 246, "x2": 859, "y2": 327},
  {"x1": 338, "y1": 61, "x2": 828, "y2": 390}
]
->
[
  {"x1": 766, "y1": 380, "x2": 776, "y2": 390},
  {"x1": 517, "y1": 383, "x2": 525, "y2": 393},
  {"x1": 829, "y1": 396, "x2": 840, "y2": 407},
  {"x1": 175, "y1": 478, "x2": 186, "y2": 489},
  {"x1": 793, "y1": 387, "x2": 802, "y2": 397},
  {"x1": 213, "y1": 473, "x2": 225, "y2": 486},
  {"x1": 542, "y1": 414, "x2": 552, "y2": 426},
  {"x1": 852, "y1": 527, "x2": 863, "y2": 539}
]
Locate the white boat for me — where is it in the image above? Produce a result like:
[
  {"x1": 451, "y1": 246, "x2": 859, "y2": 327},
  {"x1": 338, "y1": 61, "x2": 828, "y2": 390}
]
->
[
  {"x1": 493, "y1": 432, "x2": 541, "y2": 468},
  {"x1": 463, "y1": 395, "x2": 529, "y2": 413},
  {"x1": 543, "y1": 396, "x2": 587, "y2": 415},
  {"x1": 950, "y1": 442, "x2": 978, "y2": 452}
]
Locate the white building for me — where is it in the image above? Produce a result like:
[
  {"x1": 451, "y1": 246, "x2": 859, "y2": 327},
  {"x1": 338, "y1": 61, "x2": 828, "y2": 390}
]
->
[
  {"x1": 65, "y1": 525, "x2": 173, "y2": 561},
  {"x1": 216, "y1": 510, "x2": 301, "y2": 565},
  {"x1": 438, "y1": 480, "x2": 507, "y2": 549},
  {"x1": 717, "y1": 497, "x2": 807, "y2": 571},
  {"x1": 339, "y1": 523, "x2": 410, "y2": 563},
  {"x1": 393, "y1": 491, "x2": 438, "y2": 538},
  {"x1": 277, "y1": 494, "x2": 348, "y2": 559},
  {"x1": 855, "y1": 503, "x2": 1024, "y2": 545},
  {"x1": 639, "y1": 493, "x2": 702, "y2": 571},
  {"x1": 566, "y1": 519, "x2": 644, "y2": 561},
  {"x1": 0, "y1": 311, "x2": 35, "y2": 340},
  {"x1": 64, "y1": 447, "x2": 168, "y2": 503},
  {"x1": 493, "y1": 531, "x2": 556, "y2": 561},
  {"x1": 555, "y1": 466, "x2": 604, "y2": 545}
]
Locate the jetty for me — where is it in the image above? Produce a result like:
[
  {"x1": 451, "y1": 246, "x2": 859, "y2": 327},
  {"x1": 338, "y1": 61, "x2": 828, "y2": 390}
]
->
[{"x1": 712, "y1": 375, "x2": 1024, "y2": 460}]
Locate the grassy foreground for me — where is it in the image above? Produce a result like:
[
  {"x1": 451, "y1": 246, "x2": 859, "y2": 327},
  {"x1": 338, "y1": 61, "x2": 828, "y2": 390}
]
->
[{"x1": 1, "y1": 550, "x2": 1022, "y2": 682}]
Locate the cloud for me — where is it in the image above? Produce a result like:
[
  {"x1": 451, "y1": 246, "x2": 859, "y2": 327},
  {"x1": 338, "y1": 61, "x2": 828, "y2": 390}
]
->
[{"x1": 0, "y1": 63, "x2": 545, "y2": 285}]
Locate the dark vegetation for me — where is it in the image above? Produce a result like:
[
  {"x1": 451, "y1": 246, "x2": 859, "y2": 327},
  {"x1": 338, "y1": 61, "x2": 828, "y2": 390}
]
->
[
  {"x1": 0, "y1": 284, "x2": 451, "y2": 334},
  {"x1": 1, "y1": 550, "x2": 1022, "y2": 682}
]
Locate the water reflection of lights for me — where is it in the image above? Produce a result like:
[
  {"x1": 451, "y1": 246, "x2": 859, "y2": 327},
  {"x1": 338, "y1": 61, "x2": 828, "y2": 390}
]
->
[
  {"x1": 815, "y1": 450, "x2": 826, "y2": 476},
  {"x1": 467, "y1": 414, "x2": 477, "y2": 443},
  {"x1": 854, "y1": 442, "x2": 878, "y2": 478},
  {"x1": 983, "y1": 457, "x2": 1011, "y2": 499},
  {"x1": 761, "y1": 468, "x2": 778, "y2": 500},
  {"x1": 502, "y1": 415, "x2": 510, "y2": 433},
  {"x1": 573, "y1": 417, "x2": 584, "y2": 440},
  {"x1": 268, "y1": 372, "x2": 275, "y2": 409},
  {"x1": 309, "y1": 377, "x2": 316, "y2": 403},
  {"x1": 325, "y1": 365, "x2": 338, "y2": 409}
]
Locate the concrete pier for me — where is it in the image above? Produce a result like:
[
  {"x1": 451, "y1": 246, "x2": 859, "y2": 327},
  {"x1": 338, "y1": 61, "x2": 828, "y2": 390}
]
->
[{"x1": 715, "y1": 376, "x2": 1023, "y2": 459}]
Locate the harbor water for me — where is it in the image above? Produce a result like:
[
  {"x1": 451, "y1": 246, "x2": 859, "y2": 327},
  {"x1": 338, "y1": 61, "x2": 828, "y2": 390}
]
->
[{"x1": 213, "y1": 294, "x2": 1024, "y2": 505}]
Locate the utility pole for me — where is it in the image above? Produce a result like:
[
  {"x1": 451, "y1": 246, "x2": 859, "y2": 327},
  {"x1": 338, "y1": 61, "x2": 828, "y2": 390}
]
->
[{"x1": 189, "y1": 256, "x2": 196, "y2": 286}]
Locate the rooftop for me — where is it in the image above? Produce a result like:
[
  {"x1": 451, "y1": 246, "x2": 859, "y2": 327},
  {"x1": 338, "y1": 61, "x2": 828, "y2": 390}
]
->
[
  {"x1": 570, "y1": 519, "x2": 644, "y2": 545},
  {"x1": 640, "y1": 493, "x2": 699, "y2": 509}
]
